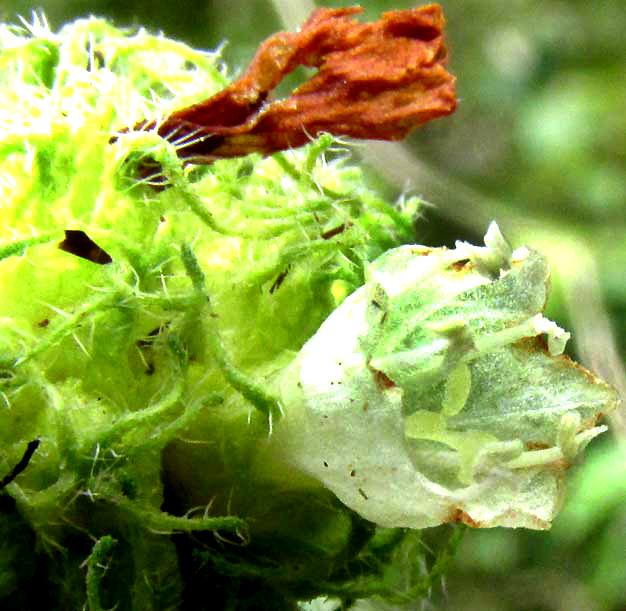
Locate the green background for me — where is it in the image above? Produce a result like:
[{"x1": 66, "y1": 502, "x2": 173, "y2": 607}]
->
[{"x1": 2, "y1": 1, "x2": 624, "y2": 609}]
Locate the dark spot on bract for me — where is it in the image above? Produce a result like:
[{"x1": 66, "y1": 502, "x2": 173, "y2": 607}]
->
[
  {"x1": 137, "y1": 325, "x2": 166, "y2": 348},
  {"x1": 133, "y1": 156, "x2": 171, "y2": 191},
  {"x1": 369, "y1": 366, "x2": 396, "y2": 390},
  {"x1": 269, "y1": 264, "x2": 291, "y2": 294},
  {"x1": 85, "y1": 38, "x2": 105, "y2": 71},
  {"x1": 58, "y1": 230, "x2": 112, "y2": 264},
  {"x1": 37, "y1": 318, "x2": 49, "y2": 328},
  {"x1": 321, "y1": 223, "x2": 347, "y2": 240},
  {"x1": 450, "y1": 258, "x2": 470, "y2": 272},
  {"x1": 87, "y1": 49, "x2": 105, "y2": 71},
  {"x1": 358, "y1": 487, "x2": 368, "y2": 500},
  {"x1": 447, "y1": 507, "x2": 480, "y2": 527},
  {"x1": 350, "y1": 469, "x2": 356, "y2": 477},
  {"x1": 236, "y1": 159, "x2": 254, "y2": 179},
  {"x1": 136, "y1": 325, "x2": 169, "y2": 374},
  {"x1": 119, "y1": 473, "x2": 138, "y2": 499},
  {"x1": 525, "y1": 440, "x2": 551, "y2": 451}
]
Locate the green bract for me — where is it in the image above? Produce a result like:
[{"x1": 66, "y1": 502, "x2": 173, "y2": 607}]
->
[
  {"x1": 0, "y1": 15, "x2": 617, "y2": 611},
  {"x1": 274, "y1": 223, "x2": 614, "y2": 530}
]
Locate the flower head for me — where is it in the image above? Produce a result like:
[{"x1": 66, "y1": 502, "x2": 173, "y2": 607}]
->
[{"x1": 274, "y1": 223, "x2": 616, "y2": 529}]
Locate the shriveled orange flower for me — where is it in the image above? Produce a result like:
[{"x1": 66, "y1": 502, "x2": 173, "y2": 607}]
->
[{"x1": 130, "y1": 3, "x2": 457, "y2": 163}]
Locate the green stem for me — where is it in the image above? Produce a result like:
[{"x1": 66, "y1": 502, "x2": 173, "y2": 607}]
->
[
  {"x1": 180, "y1": 243, "x2": 283, "y2": 423},
  {"x1": 119, "y1": 501, "x2": 247, "y2": 533},
  {"x1": 85, "y1": 535, "x2": 118, "y2": 611},
  {"x1": 0, "y1": 232, "x2": 61, "y2": 261},
  {"x1": 14, "y1": 292, "x2": 121, "y2": 367}
]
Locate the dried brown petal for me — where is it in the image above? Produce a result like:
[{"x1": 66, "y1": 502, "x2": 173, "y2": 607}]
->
[{"x1": 133, "y1": 3, "x2": 457, "y2": 163}]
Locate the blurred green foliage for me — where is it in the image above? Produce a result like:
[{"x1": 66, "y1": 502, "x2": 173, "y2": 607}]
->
[{"x1": 2, "y1": 1, "x2": 624, "y2": 609}]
